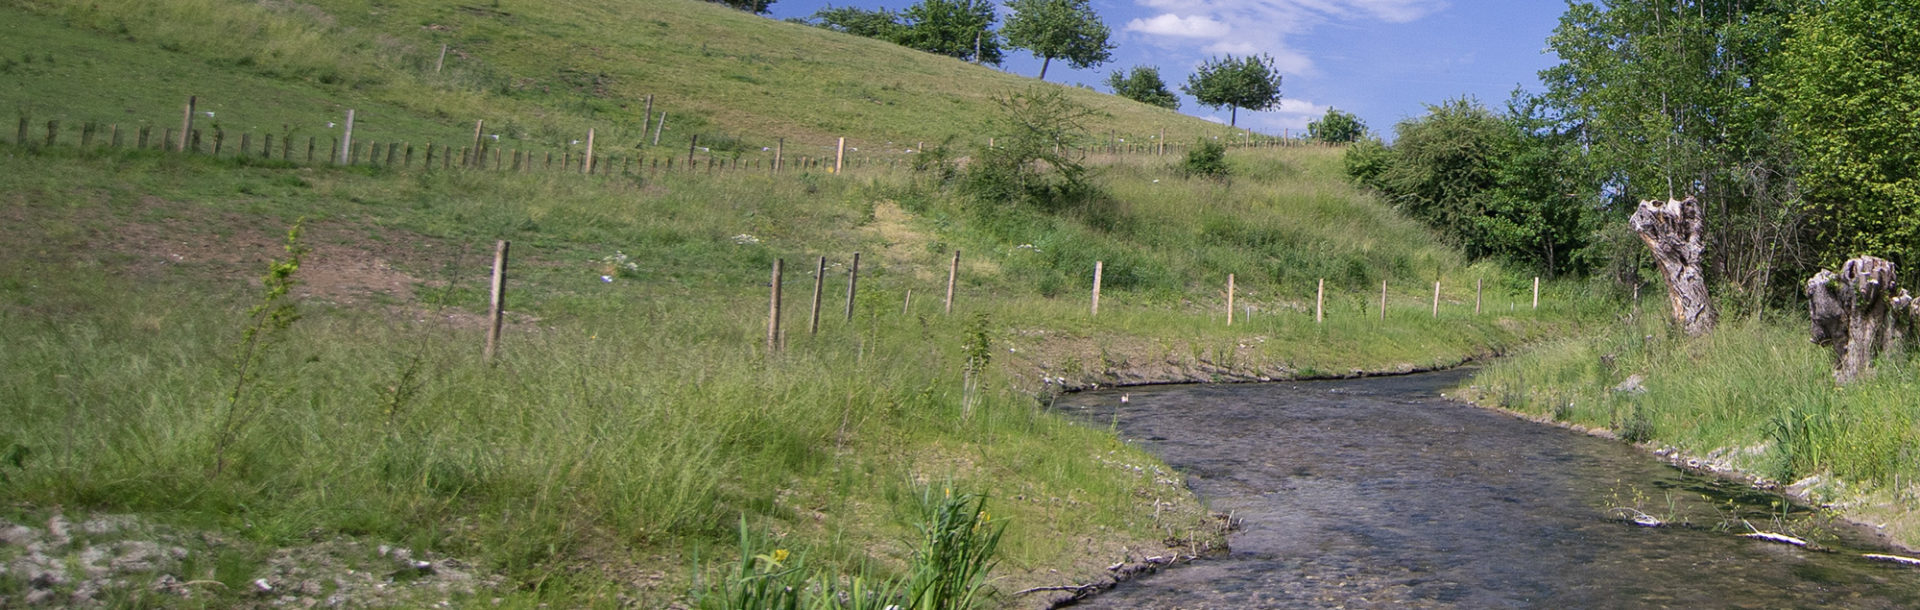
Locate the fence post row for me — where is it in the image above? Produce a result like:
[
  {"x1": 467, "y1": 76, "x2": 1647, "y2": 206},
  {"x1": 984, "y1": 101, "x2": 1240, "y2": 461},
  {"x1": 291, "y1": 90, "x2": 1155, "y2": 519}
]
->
[
  {"x1": 1091, "y1": 261, "x2": 1103, "y2": 317},
  {"x1": 944, "y1": 250, "x2": 959, "y2": 314},
  {"x1": 768, "y1": 258, "x2": 784, "y2": 353},
  {"x1": 844, "y1": 252, "x2": 861, "y2": 323}
]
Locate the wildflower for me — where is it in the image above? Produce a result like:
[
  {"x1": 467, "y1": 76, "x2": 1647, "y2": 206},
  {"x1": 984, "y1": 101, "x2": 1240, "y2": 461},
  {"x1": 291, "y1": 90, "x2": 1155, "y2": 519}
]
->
[
  {"x1": 601, "y1": 275, "x2": 613, "y2": 283},
  {"x1": 771, "y1": 548, "x2": 789, "y2": 564}
]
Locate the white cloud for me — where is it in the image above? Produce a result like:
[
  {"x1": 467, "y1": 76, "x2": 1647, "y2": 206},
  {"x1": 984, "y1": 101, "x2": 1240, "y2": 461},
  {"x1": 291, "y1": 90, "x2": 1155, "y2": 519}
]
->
[
  {"x1": 1126, "y1": 14, "x2": 1232, "y2": 38},
  {"x1": 1127, "y1": 0, "x2": 1448, "y2": 75}
]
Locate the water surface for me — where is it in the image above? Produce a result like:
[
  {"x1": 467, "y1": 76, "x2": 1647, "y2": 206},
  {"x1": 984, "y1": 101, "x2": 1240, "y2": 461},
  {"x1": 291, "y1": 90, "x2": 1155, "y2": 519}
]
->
[{"x1": 1055, "y1": 369, "x2": 1919, "y2": 608}]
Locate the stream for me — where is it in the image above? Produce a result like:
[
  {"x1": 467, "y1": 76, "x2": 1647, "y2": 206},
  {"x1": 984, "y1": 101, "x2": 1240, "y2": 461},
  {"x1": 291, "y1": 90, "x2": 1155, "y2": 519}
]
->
[{"x1": 1053, "y1": 369, "x2": 1920, "y2": 608}]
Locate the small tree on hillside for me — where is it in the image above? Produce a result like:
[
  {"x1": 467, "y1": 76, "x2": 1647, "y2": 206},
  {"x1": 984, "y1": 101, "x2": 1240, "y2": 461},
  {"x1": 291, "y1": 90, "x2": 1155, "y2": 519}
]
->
[
  {"x1": 898, "y1": 0, "x2": 1004, "y2": 65},
  {"x1": 1105, "y1": 66, "x2": 1178, "y2": 110},
  {"x1": 1307, "y1": 107, "x2": 1366, "y2": 143},
  {"x1": 1182, "y1": 54, "x2": 1283, "y2": 127},
  {"x1": 807, "y1": 5, "x2": 907, "y2": 40},
  {"x1": 1003, "y1": 0, "x2": 1115, "y2": 81},
  {"x1": 707, "y1": 0, "x2": 775, "y2": 15}
]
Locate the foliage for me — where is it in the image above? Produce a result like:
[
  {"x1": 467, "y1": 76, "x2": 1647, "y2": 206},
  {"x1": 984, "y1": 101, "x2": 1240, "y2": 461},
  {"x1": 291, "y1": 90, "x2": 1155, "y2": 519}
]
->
[
  {"x1": 1181, "y1": 54, "x2": 1283, "y2": 127},
  {"x1": 962, "y1": 87, "x2": 1101, "y2": 208},
  {"x1": 1306, "y1": 107, "x2": 1365, "y2": 143},
  {"x1": 706, "y1": 0, "x2": 775, "y2": 15},
  {"x1": 1180, "y1": 139, "x2": 1228, "y2": 179},
  {"x1": 1775, "y1": 0, "x2": 1920, "y2": 271},
  {"x1": 806, "y1": 5, "x2": 907, "y2": 40},
  {"x1": 1345, "y1": 97, "x2": 1593, "y2": 275},
  {"x1": 1538, "y1": 1, "x2": 1803, "y2": 304},
  {"x1": 903, "y1": 488, "x2": 1005, "y2": 609},
  {"x1": 1002, "y1": 0, "x2": 1114, "y2": 81},
  {"x1": 896, "y1": 0, "x2": 1004, "y2": 65},
  {"x1": 1104, "y1": 65, "x2": 1178, "y2": 110},
  {"x1": 212, "y1": 220, "x2": 307, "y2": 478}
]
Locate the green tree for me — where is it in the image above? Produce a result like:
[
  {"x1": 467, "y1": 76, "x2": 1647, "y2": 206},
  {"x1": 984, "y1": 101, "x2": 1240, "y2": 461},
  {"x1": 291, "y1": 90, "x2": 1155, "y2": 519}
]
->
[
  {"x1": 1105, "y1": 65, "x2": 1178, "y2": 110},
  {"x1": 1003, "y1": 0, "x2": 1115, "y2": 81},
  {"x1": 706, "y1": 0, "x2": 775, "y2": 15},
  {"x1": 1346, "y1": 97, "x2": 1592, "y2": 275},
  {"x1": 897, "y1": 0, "x2": 1004, "y2": 65},
  {"x1": 1538, "y1": 1, "x2": 1802, "y2": 299},
  {"x1": 1181, "y1": 54, "x2": 1283, "y2": 127},
  {"x1": 806, "y1": 5, "x2": 906, "y2": 40},
  {"x1": 1776, "y1": 0, "x2": 1920, "y2": 270},
  {"x1": 1306, "y1": 107, "x2": 1366, "y2": 143}
]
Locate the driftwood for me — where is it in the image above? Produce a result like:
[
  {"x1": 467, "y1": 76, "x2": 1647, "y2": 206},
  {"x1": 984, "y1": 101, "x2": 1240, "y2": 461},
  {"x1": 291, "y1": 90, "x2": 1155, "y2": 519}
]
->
[
  {"x1": 1631, "y1": 197, "x2": 1716, "y2": 336},
  {"x1": 1806, "y1": 256, "x2": 1898, "y2": 384}
]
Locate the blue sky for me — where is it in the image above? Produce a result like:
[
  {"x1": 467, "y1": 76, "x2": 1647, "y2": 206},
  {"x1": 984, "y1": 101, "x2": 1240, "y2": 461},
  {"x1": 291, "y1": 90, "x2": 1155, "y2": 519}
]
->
[{"x1": 764, "y1": 0, "x2": 1571, "y2": 137}]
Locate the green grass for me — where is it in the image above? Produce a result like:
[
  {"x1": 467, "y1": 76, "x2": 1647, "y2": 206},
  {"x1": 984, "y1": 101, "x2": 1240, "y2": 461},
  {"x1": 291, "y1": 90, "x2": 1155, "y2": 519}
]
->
[
  {"x1": 1466, "y1": 310, "x2": 1920, "y2": 498},
  {"x1": 0, "y1": 0, "x2": 1273, "y2": 169},
  {"x1": 0, "y1": 139, "x2": 1602, "y2": 605},
  {"x1": 0, "y1": 0, "x2": 1612, "y2": 604}
]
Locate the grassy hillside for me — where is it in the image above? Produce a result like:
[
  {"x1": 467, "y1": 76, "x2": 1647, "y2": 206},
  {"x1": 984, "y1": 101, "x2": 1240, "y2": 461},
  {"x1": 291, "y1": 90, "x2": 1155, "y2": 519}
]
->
[
  {"x1": 2, "y1": 0, "x2": 1249, "y2": 164},
  {"x1": 0, "y1": 0, "x2": 1607, "y2": 606}
]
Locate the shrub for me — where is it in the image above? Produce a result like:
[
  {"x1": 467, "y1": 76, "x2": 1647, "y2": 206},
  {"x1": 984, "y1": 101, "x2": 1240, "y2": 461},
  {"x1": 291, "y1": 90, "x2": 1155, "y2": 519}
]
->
[{"x1": 1180, "y1": 139, "x2": 1227, "y2": 179}]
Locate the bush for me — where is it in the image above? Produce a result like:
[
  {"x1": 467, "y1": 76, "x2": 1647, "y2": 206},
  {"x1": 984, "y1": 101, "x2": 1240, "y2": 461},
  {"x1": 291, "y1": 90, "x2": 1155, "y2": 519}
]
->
[{"x1": 1180, "y1": 139, "x2": 1227, "y2": 179}]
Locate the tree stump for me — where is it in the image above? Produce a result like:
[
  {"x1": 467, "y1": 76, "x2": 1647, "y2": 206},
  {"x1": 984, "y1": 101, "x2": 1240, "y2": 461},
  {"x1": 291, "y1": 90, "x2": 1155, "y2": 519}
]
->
[
  {"x1": 1631, "y1": 197, "x2": 1716, "y2": 336},
  {"x1": 1805, "y1": 256, "x2": 1898, "y2": 384}
]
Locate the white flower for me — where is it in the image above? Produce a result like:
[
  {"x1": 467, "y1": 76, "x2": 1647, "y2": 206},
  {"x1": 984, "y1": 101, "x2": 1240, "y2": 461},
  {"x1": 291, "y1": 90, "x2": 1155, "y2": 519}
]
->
[
  {"x1": 731, "y1": 234, "x2": 760, "y2": 245},
  {"x1": 601, "y1": 275, "x2": 613, "y2": 283},
  {"x1": 205, "y1": 111, "x2": 215, "y2": 118}
]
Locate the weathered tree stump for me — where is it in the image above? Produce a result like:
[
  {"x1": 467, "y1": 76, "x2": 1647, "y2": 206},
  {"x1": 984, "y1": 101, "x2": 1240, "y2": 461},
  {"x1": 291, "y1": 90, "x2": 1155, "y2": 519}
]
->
[
  {"x1": 1631, "y1": 197, "x2": 1716, "y2": 336},
  {"x1": 1806, "y1": 256, "x2": 1898, "y2": 384}
]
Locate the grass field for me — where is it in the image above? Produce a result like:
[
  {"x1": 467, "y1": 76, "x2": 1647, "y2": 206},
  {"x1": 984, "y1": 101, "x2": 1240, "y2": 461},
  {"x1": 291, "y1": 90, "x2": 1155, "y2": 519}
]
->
[{"x1": 0, "y1": 0, "x2": 1609, "y2": 606}]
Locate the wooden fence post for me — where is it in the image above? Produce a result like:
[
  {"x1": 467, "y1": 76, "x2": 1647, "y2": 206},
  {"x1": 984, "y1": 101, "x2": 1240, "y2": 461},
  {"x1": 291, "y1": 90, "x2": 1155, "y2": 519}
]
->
[
  {"x1": 902, "y1": 289, "x2": 912, "y2": 315},
  {"x1": 768, "y1": 258, "x2": 784, "y2": 353},
  {"x1": 1091, "y1": 261, "x2": 1103, "y2": 316},
  {"x1": 583, "y1": 128, "x2": 595, "y2": 174},
  {"x1": 1380, "y1": 280, "x2": 1387, "y2": 321},
  {"x1": 642, "y1": 94, "x2": 654, "y2": 142},
  {"x1": 238, "y1": 133, "x2": 248, "y2": 157},
  {"x1": 435, "y1": 43, "x2": 447, "y2": 73},
  {"x1": 809, "y1": 256, "x2": 826, "y2": 335},
  {"x1": 484, "y1": 240, "x2": 510, "y2": 362},
  {"x1": 45, "y1": 120, "x2": 57, "y2": 148},
  {"x1": 687, "y1": 135, "x2": 697, "y2": 166},
  {"x1": 945, "y1": 250, "x2": 960, "y2": 314},
  {"x1": 15, "y1": 115, "x2": 26, "y2": 146},
  {"x1": 844, "y1": 252, "x2": 861, "y2": 322},
  {"x1": 111, "y1": 124, "x2": 122, "y2": 148},
  {"x1": 1226, "y1": 273, "x2": 1235, "y2": 325},
  {"x1": 338, "y1": 109, "x2": 355, "y2": 165},
  {"x1": 834, "y1": 137, "x2": 845, "y2": 174},
  {"x1": 1432, "y1": 281, "x2": 1441, "y2": 318},
  {"x1": 470, "y1": 119, "x2": 484, "y2": 168},
  {"x1": 1475, "y1": 278, "x2": 1483, "y2": 315},
  {"x1": 653, "y1": 112, "x2": 666, "y2": 147},
  {"x1": 1316, "y1": 278, "x2": 1325, "y2": 324},
  {"x1": 774, "y1": 137, "x2": 784, "y2": 173},
  {"x1": 179, "y1": 96, "x2": 195, "y2": 153},
  {"x1": 1533, "y1": 277, "x2": 1540, "y2": 310}
]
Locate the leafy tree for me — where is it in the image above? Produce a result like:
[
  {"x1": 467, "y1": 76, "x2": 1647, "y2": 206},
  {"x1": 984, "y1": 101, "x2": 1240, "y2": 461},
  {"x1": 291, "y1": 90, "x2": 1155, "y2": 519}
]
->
[
  {"x1": 1538, "y1": 1, "x2": 1802, "y2": 300},
  {"x1": 1104, "y1": 66, "x2": 1178, "y2": 110},
  {"x1": 706, "y1": 0, "x2": 775, "y2": 15},
  {"x1": 1776, "y1": 0, "x2": 1920, "y2": 270},
  {"x1": 1306, "y1": 107, "x2": 1366, "y2": 143},
  {"x1": 1003, "y1": 0, "x2": 1115, "y2": 81},
  {"x1": 1181, "y1": 54, "x2": 1283, "y2": 127},
  {"x1": 806, "y1": 5, "x2": 906, "y2": 40},
  {"x1": 1345, "y1": 97, "x2": 1593, "y2": 275},
  {"x1": 897, "y1": 0, "x2": 1004, "y2": 65}
]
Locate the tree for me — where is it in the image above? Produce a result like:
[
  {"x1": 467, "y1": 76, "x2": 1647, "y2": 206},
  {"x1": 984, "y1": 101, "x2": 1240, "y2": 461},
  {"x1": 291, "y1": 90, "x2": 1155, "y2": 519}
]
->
[
  {"x1": 1181, "y1": 54, "x2": 1283, "y2": 127},
  {"x1": 1776, "y1": 0, "x2": 1920, "y2": 272},
  {"x1": 1306, "y1": 107, "x2": 1365, "y2": 143},
  {"x1": 706, "y1": 0, "x2": 774, "y2": 15},
  {"x1": 897, "y1": 0, "x2": 1004, "y2": 65},
  {"x1": 806, "y1": 5, "x2": 906, "y2": 40},
  {"x1": 1003, "y1": 0, "x2": 1114, "y2": 81},
  {"x1": 1105, "y1": 66, "x2": 1178, "y2": 110}
]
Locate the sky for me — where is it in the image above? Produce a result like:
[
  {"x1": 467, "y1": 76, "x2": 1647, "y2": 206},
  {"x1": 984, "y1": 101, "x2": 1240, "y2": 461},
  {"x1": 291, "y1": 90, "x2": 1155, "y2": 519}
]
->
[{"x1": 762, "y1": 0, "x2": 1572, "y2": 138}]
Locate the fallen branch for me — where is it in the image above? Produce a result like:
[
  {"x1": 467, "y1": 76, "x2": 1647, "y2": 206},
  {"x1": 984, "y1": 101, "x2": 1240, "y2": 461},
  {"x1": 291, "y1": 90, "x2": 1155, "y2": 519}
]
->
[
  {"x1": 1741, "y1": 531, "x2": 1808, "y2": 547},
  {"x1": 1862, "y1": 553, "x2": 1920, "y2": 566},
  {"x1": 1014, "y1": 583, "x2": 1103, "y2": 597}
]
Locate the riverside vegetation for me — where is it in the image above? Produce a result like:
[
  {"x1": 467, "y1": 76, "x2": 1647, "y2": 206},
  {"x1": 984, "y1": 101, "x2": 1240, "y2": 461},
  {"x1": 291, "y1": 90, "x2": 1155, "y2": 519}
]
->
[{"x1": 0, "y1": 0, "x2": 1609, "y2": 606}]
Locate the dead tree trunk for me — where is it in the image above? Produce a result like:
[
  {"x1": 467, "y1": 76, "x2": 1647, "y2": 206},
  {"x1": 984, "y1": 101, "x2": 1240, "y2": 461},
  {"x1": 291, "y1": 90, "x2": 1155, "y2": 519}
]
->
[
  {"x1": 1631, "y1": 197, "x2": 1716, "y2": 337},
  {"x1": 1805, "y1": 256, "x2": 1897, "y2": 384}
]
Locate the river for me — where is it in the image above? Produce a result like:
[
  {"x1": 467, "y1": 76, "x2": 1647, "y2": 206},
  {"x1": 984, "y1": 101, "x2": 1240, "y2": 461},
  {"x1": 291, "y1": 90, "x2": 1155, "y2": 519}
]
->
[{"x1": 1053, "y1": 369, "x2": 1920, "y2": 608}]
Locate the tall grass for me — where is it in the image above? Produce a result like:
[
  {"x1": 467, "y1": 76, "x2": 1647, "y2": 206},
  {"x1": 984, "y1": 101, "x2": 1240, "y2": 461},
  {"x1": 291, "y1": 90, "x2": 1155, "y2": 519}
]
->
[{"x1": 1468, "y1": 311, "x2": 1920, "y2": 488}]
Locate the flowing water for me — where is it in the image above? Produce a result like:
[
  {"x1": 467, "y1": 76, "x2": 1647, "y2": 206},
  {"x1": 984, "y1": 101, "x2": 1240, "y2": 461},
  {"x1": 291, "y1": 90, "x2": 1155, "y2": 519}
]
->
[{"x1": 1053, "y1": 369, "x2": 1920, "y2": 609}]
